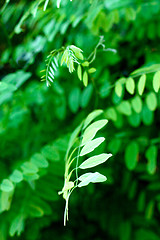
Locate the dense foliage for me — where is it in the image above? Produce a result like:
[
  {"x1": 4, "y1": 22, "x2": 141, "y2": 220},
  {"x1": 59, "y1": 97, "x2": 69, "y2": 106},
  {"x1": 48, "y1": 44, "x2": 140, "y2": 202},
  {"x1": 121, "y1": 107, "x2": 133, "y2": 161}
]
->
[{"x1": 0, "y1": 0, "x2": 160, "y2": 239}]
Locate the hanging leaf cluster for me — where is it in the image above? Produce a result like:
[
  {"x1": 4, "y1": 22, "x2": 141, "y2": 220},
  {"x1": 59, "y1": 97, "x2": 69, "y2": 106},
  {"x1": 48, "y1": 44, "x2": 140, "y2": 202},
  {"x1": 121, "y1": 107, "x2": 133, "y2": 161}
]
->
[{"x1": 58, "y1": 109, "x2": 112, "y2": 225}]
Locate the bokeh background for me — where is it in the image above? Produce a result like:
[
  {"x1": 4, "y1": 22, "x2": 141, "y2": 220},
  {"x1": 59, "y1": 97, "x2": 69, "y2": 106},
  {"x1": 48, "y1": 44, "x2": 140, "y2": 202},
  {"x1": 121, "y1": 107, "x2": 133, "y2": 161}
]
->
[{"x1": 0, "y1": 0, "x2": 160, "y2": 239}]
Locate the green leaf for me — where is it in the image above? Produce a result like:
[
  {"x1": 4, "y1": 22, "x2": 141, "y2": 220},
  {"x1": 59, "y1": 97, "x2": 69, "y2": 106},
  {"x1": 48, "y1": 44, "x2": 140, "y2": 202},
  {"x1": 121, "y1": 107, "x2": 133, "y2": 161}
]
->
[
  {"x1": 9, "y1": 215, "x2": 24, "y2": 237},
  {"x1": 21, "y1": 162, "x2": 38, "y2": 174},
  {"x1": 117, "y1": 101, "x2": 132, "y2": 116},
  {"x1": 142, "y1": 104, "x2": 153, "y2": 126},
  {"x1": 83, "y1": 109, "x2": 103, "y2": 129},
  {"x1": 77, "y1": 65, "x2": 82, "y2": 80},
  {"x1": 82, "y1": 61, "x2": 89, "y2": 67},
  {"x1": 78, "y1": 172, "x2": 107, "y2": 187},
  {"x1": 23, "y1": 173, "x2": 39, "y2": 181},
  {"x1": 29, "y1": 204, "x2": 44, "y2": 218},
  {"x1": 1, "y1": 179, "x2": 14, "y2": 192},
  {"x1": 131, "y1": 64, "x2": 160, "y2": 77},
  {"x1": 145, "y1": 145, "x2": 157, "y2": 174},
  {"x1": 153, "y1": 71, "x2": 160, "y2": 92},
  {"x1": 0, "y1": 191, "x2": 13, "y2": 212},
  {"x1": 67, "y1": 123, "x2": 82, "y2": 155},
  {"x1": 82, "y1": 119, "x2": 108, "y2": 145},
  {"x1": 83, "y1": 71, "x2": 88, "y2": 87},
  {"x1": 9, "y1": 170, "x2": 23, "y2": 183},
  {"x1": 138, "y1": 74, "x2": 146, "y2": 95},
  {"x1": 104, "y1": 107, "x2": 117, "y2": 121},
  {"x1": 41, "y1": 145, "x2": 60, "y2": 161},
  {"x1": 131, "y1": 95, "x2": 143, "y2": 113},
  {"x1": 115, "y1": 82, "x2": 122, "y2": 97},
  {"x1": 79, "y1": 153, "x2": 112, "y2": 169},
  {"x1": 68, "y1": 87, "x2": 81, "y2": 113},
  {"x1": 128, "y1": 111, "x2": 141, "y2": 127},
  {"x1": 126, "y1": 77, "x2": 135, "y2": 94},
  {"x1": 31, "y1": 153, "x2": 49, "y2": 168},
  {"x1": 125, "y1": 141, "x2": 139, "y2": 170},
  {"x1": 145, "y1": 201, "x2": 155, "y2": 220},
  {"x1": 80, "y1": 84, "x2": 93, "y2": 108},
  {"x1": 146, "y1": 92, "x2": 157, "y2": 111},
  {"x1": 80, "y1": 137, "x2": 105, "y2": 156},
  {"x1": 58, "y1": 181, "x2": 74, "y2": 196},
  {"x1": 88, "y1": 68, "x2": 96, "y2": 73}
]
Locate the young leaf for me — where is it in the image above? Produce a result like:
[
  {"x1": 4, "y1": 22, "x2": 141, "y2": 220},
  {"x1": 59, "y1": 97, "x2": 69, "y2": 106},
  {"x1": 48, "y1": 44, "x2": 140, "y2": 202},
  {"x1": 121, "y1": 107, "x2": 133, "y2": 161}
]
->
[
  {"x1": 79, "y1": 153, "x2": 112, "y2": 169},
  {"x1": 21, "y1": 162, "x2": 39, "y2": 174},
  {"x1": 31, "y1": 153, "x2": 49, "y2": 168},
  {"x1": 146, "y1": 92, "x2": 157, "y2": 111},
  {"x1": 115, "y1": 82, "x2": 122, "y2": 97},
  {"x1": 117, "y1": 101, "x2": 132, "y2": 116},
  {"x1": 126, "y1": 77, "x2": 135, "y2": 95},
  {"x1": 83, "y1": 71, "x2": 88, "y2": 87},
  {"x1": 88, "y1": 68, "x2": 96, "y2": 73},
  {"x1": 81, "y1": 119, "x2": 108, "y2": 145},
  {"x1": 78, "y1": 172, "x2": 107, "y2": 187},
  {"x1": 131, "y1": 95, "x2": 143, "y2": 113},
  {"x1": 80, "y1": 137, "x2": 105, "y2": 156},
  {"x1": 153, "y1": 71, "x2": 160, "y2": 92},
  {"x1": 83, "y1": 109, "x2": 103, "y2": 129},
  {"x1": 1, "y1": 179, "x2": 14, "y2": 192},
  {"x1": 82, "y1": 61, "x2": 89, "y2": 67},
  {"x1": 9, "y1": 170, "x2": 23, "y2": 183},
  {"x1": 77, "y1": 65, "x2": 82, "y2": 80},
  {"x1": 138, "y1": 74, "x2": 146, "y2": 95}
]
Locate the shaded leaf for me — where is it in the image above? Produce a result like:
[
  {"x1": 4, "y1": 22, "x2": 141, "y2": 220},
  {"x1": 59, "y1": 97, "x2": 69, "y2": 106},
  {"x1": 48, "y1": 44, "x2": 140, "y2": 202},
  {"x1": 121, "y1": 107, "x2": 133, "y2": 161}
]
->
[{"x1": 125, "y1": 141, "x2": 139, "y2": 170}]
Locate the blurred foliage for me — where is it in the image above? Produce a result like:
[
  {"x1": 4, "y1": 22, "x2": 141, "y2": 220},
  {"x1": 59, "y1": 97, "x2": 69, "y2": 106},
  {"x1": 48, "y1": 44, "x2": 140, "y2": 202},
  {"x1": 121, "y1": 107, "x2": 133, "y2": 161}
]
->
[{"x1": 0, "y1": 0, "x2": 160, "y2": 239}]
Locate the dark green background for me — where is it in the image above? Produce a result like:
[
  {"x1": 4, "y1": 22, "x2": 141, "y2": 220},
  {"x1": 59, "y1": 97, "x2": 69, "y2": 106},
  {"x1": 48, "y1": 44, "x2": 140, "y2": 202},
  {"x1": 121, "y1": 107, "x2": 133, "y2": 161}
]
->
[{"x1": 0, "y1": 0, "x2": 160, "y2": 239}]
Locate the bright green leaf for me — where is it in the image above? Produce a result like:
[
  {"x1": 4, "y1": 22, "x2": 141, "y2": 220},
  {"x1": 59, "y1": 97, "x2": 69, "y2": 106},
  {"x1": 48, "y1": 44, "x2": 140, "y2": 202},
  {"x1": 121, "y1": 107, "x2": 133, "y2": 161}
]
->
[
  {"x1": 77, "y1": 65, "x2": 82, "y2": 80},
  {"x1": 83, "y1": 109, "x2": 103, "y2": 129},
  {"x1": 83, "y1": 71, "x2": 88, "y2": 87},
  {"x1": 9, "y1": 170, "x2": 23, "y2": 183},
  {"x1": 82, "y1": 119, "x2": 108, "y2": 145},
  {"x1": 1, "y1": 179, "x2": 14, "y2": 192},
  {"x1": 146, "y1": 92, "x2": 157, "y2": 111},
  {"x1": 126, "y1": 77, "x2": 135, "y2": 94},
  {"x1": 131, "y1": 95, "x2": 142, "y2": 113},
  {"x1": 117, "y1": 101, "x2": 132, "y2": 116},
  {"x1": 79, "y1": 153, "x2": 112, "y2": 169},
  {"x1": 115, "y1": 82, "x2": 122, "y2": 97},
  {"x1": 138, "y1": 74, "x2": 146, "y2": 95},
  {"x1": 78, "y1": 172, "x2": 107, "y2": 187},
  {"x1": 153, "y1": 71, "x2": 160, "y2": 92},
  {"x1": 80, "y1": 137, "x2": 105, "y2": 156},
  {"x1": 88, "y1": 68, "x2": 96, "y2": 73}
]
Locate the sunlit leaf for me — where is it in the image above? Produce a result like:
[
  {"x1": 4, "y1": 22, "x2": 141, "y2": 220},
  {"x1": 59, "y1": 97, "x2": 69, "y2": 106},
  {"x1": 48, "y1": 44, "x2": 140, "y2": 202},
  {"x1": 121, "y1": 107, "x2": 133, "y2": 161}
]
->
[
  {"x1": 79, "y1": 153, "x2": 112, "y2": 169},
  {"x1": 78, "y1": 172, "x2": 107, "y2": 187},
  {"x1": 80, "y1": 137, "x2": 105, "y2": 156}
]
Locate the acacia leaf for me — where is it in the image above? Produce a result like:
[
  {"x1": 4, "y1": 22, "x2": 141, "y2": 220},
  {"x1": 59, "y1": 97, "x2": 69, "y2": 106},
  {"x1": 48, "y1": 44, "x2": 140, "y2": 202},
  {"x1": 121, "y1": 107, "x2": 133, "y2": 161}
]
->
[
  {"x1": 78, "y1": 172, "x2": 107, "y2": 187},
  {"x1": 80, "y1": 137, "x2": 105, "y2": 156},
  {"x1": 79, "y1": 153, "x2": 112, "y2": 169}
]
